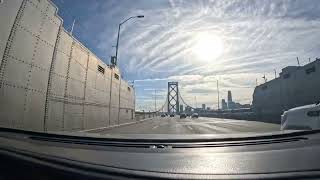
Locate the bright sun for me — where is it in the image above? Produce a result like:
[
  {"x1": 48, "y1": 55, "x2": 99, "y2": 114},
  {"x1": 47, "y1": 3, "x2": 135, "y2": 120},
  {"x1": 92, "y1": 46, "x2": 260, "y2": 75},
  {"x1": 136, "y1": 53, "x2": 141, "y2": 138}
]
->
[{"x1": 192, "y1": 33, "x2": 224, "y2": 61}]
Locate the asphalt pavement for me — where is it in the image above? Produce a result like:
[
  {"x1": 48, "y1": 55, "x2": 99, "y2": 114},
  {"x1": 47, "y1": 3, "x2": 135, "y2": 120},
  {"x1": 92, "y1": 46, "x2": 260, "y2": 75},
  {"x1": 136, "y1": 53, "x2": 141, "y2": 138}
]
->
[{"x1": 92, "y1": 116, "x2": 280, "y2": 134}]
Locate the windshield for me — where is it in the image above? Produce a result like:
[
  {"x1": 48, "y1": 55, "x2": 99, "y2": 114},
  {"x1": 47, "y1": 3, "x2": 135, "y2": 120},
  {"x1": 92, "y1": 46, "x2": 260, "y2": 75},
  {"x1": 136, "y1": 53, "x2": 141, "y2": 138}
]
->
[{"x1": 0, "y1": 0, "x2": 319, "y2": 137}]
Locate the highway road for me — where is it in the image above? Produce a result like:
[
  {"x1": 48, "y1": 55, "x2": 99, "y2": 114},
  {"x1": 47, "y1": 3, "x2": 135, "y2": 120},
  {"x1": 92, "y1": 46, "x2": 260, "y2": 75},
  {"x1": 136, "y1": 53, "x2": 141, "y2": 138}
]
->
[{"x1": 92, "y1": 116, "x2": 280, "y2": 134}]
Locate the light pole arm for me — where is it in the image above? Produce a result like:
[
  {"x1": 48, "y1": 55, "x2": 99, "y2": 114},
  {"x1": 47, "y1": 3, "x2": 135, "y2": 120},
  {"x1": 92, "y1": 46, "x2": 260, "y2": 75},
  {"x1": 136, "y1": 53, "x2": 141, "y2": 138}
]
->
[
  {"x1": 120, "y1": 16, "x2": 135, "y2": 26},
  {"x1": 114, "y1": 15, "x2": 144, "y2": 65}
]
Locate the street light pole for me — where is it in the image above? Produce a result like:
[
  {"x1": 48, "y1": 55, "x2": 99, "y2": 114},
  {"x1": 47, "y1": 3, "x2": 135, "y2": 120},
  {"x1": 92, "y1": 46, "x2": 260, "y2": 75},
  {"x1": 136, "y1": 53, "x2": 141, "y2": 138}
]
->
[
  {"x1": 114, "y1": 15, "x2": 144, "y2": 65},
  {"x1": 217, "y1": 80, "x2": 220, "y2": 110},
  {"x1": 154, "y1": 90, "x2": 157, "y2": 116},
  {"x1": 115, "y1": 24, "x2": 121, "y2": 64}
]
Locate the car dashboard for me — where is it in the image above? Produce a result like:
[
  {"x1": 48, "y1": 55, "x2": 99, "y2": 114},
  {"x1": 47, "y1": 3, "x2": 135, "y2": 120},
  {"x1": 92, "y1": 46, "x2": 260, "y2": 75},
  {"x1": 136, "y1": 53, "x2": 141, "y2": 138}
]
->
[{"x1": 0, "y1": 128, "x2": 320, "y2": 179}]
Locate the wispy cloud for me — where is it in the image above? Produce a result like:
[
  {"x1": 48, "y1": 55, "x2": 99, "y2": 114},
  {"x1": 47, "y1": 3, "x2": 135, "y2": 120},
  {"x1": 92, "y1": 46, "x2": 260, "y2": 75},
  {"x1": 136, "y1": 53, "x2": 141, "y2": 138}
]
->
[{"x1": 54, "y1": 0, "x2": 320, "y2": 110}]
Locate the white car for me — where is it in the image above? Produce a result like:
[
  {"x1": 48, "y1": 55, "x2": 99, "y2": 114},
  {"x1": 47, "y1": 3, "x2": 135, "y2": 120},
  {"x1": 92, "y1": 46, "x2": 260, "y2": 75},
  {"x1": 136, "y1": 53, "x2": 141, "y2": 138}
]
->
[{"x1": 281, "y1": 103, "x2": 320, "y2": 130}]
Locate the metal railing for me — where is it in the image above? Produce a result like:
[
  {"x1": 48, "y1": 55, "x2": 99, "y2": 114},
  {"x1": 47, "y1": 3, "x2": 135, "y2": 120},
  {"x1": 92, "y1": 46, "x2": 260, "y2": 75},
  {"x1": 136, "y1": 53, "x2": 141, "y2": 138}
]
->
[{"x1": 135, "y1": 111, "x2": 158, "y2": 121}]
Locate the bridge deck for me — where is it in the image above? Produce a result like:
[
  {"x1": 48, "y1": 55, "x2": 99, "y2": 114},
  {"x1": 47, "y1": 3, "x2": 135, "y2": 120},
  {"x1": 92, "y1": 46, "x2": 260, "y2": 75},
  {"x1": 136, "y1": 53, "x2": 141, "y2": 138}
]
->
[{"x1": 89, "y1": 116, "x2": 280, "y2": 134}]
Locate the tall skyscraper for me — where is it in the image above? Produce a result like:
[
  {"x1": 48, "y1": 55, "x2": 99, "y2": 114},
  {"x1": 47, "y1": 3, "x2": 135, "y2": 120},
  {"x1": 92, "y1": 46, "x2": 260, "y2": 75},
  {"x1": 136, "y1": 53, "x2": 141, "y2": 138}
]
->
[
  {"x1": 227, "y1": 90, "x2": 232, "y2": 103},
  {"x1": 227, "y1": 91, "x2": 234, "y2": 109},
  {"x1": 221, "y1": 99, "x2": 228, "y2": 110}
]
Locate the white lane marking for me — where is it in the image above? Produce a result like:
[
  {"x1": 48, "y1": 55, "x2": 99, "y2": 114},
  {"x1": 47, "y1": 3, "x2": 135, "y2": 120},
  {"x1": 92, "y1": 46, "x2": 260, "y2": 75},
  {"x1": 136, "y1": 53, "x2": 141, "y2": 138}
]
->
[
  {"x1": 187, "y1": 126, "x2": 193, "y2": 131},
  {"x1": 152, "y1": 125, "x2": 159, "y2": 129}
]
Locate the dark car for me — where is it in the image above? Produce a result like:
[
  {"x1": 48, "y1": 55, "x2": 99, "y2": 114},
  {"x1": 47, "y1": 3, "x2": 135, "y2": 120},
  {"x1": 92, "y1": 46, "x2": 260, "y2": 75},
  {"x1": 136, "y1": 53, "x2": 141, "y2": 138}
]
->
[
  {"x1": 191, "y1": 113, "x2": 199, "y2": 118},
  {"x1": 169, "y1": 114, "x2": 175, "y2": 117},
  {"x1": 180, "y1": 113, "x2": 187, "y2": 118},
  {"x1": 160, "y1": 114, "x2": 166, "y2": 117}
]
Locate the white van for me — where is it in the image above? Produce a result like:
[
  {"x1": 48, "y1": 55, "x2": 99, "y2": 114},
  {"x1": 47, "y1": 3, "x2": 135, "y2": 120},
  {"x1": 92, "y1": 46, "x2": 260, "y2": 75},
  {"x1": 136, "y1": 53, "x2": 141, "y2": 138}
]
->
[{"x1": 281, "y1": 103, "x2": 320, "y2": 130}]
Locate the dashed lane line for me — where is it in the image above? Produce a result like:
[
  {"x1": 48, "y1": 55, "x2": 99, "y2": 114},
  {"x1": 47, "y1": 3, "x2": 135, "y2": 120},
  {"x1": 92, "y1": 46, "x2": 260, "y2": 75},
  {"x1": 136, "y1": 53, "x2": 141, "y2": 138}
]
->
[{"x1": 187, "y1": 125, "x2": 193, "y2": 131}]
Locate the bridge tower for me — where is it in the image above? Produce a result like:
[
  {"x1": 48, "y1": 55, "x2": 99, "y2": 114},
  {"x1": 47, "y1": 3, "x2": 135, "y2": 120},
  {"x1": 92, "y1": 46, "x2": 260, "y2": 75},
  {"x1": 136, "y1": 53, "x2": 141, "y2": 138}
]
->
[{"x1": 167, "y1": 82, "x2": 179, "y2": 114}]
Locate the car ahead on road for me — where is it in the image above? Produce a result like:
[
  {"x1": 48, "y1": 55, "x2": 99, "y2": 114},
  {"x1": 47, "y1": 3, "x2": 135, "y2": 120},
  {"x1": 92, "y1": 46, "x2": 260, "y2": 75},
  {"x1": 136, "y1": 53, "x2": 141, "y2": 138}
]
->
[
  {"x1": 169, "y1": 114, "x2": 175, "y2": 117},
  {"x1": 160, "y1": 114, "x2": 166, "y2": 117},
  {"x1": 191, "y1": 113, "x2": 199, "y2": 118},
  {"x1": 281, "y1": 103, "x2": 320, "y2": 130},
  {"x1": 180, "y1": 113, "x2": 187, "y2": 119}
]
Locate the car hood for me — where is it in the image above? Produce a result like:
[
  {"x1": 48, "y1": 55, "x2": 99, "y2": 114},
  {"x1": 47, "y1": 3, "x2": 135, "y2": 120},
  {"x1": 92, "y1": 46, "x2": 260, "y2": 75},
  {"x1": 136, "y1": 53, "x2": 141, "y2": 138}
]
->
[{"x1": 48, "y1": 130, "x2": 305, "y2": 141}]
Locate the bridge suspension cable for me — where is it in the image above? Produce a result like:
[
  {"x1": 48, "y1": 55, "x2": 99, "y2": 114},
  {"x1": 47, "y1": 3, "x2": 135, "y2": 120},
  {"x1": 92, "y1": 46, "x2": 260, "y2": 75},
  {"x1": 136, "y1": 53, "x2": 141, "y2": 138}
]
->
[
  {"x1": 154, "y1": 92, "x2": 168, "y2": 113},
  {"x1": 178, "y1": 90, "x2": 196, "y2": 110}
]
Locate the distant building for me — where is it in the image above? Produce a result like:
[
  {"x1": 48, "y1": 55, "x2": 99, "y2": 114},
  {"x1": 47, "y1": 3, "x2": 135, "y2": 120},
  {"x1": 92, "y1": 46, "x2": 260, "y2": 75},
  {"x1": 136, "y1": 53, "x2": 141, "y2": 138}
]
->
[
  {"x1": 194, "y1": 108, "x2": 203, "y2": 113},
  {"x1": 221, "y1": 99, "x2": 228, "y2": 110},
  {"x1": 253, "y1": 58, "x2": 320, "y2": 119},
  {"x1": 202, "y1": 104, "x2": 206, "y2": 110},
  {"x1": 206, "y1": 107, "x2": 211, "y2": 110},
  {"x1": 224, "y1": 91, "x2": 249, "y2": 110},
  {"x1": 180, "y1": 105, "x2": 184, "y2": 112}
]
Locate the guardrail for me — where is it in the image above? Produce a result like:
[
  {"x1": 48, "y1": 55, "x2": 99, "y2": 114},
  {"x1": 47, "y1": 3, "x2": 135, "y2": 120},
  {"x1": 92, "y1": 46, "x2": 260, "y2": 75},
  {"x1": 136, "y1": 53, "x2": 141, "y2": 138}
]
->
[
  {"x1": 199, "y1": 112, "x2": 281, "y2": 124},
  {"x1": 135, "y1": 112, "x2": 158, "y2": 121}
]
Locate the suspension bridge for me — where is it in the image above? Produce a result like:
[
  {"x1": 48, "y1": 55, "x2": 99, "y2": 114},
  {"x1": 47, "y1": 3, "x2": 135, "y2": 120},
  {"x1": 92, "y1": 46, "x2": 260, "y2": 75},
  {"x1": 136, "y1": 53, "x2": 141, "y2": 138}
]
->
[
  {"x1": 89, "y1": 82, "x2": 279, "y2": 134},
  {"x1": 153, "y1": 81, "x2": 197, "y2": 114}
]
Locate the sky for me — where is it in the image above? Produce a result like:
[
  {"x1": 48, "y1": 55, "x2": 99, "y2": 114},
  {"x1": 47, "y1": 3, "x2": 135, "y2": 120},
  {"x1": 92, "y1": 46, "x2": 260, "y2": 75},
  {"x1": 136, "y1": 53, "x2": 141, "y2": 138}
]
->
[{"x1": 52, "y1": 0, "x2": 320, "y2": 111}]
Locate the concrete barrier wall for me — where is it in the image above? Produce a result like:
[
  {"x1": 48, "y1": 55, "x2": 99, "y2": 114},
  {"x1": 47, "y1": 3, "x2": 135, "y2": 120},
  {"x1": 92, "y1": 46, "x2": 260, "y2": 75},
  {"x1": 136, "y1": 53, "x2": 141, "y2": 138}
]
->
[
  {"x1": 134, "y1": 112, "x2": 157, "y2": 121},
  {"x1": 0, "y1": 0, "x2": 135, "y2": 132}
]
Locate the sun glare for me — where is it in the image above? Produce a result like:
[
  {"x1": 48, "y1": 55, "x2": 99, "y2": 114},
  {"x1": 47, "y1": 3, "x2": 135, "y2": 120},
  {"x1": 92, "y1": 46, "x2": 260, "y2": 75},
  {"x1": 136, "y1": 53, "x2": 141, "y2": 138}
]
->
[{"x1": 192, "y1": 33, "x2": 224, "y2": 61}]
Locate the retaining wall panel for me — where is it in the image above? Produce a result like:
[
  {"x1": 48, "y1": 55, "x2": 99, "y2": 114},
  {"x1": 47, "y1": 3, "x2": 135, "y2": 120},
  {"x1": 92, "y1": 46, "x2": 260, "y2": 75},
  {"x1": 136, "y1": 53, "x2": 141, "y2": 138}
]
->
[
  {"x1": 9, "y1": 27, "x2": 36, "y2": 64},
  {"x1": 33, "y1": 41, "x2": 55, "y2": 69},
  {"x1": 72, "y1": 44, "x2": 88, "y2": 67},
  {"x1": 89, "y1": 89, "x2": 101, "y2": 104},
  {"x1": 84, "y1": 105, "x2": 93, "y2": 129},
  {"x1": 110, "y1": 92, "x2": 119, "y2": 106},
  {"x1": 86, "y1": 69, "x2": 96, "y2": 88},
  {"x1": 96, "y1": 74, "x2": 106, "y2": 91},
  {"x1": 84, "y1": 86, "x2": 95, "y2": 102},
  {"x1": 84, "y1": 105, "x2": 108, "y2": 129},
  {"x1": 57, "y1": 30, "x2": 73, "y2": 54},
  {"x1": 37, "y1": 0, "x2": 50, "y2": 11},
  {"x1": 23, "y1": 91, "x2": 46, "y2": 131},
  {"x1": 46, "y1": 2, "x2": 58, "y2": 17},
  {"x1": 105, "y1": 77, "x2": 111, "y2": 93},
  {"x1": 0, "y1": 0, "x2": 23, "y2": 66},
  {"x1": 47, "y1": 101, "x2": 64, "y2": 131},
  {"x1": 110, "y1": 107, "x2": 118, "y2": 126},
  {"x1": 49, "y1": 74, "x2": 65, "y2": 96},
  {"x1": 88, "y1": 54, "x2": 98, "y2": 71},
  {"x1": 28, "y1": 0, "x2": 40, "y2": 6},
  {"x1": 29, "y1": 67, "x2": 49, "y2": 92},
  {"x1": 64, "y1": 104, "x2": 83, "y2": 130},
  {"x1": 119, "y1": 109, "x2": 131, "y2": 124},
  {"x1": 69, "y1": 59, "x2": 86, "y2": 82},
  {"x1": 20, "y1": 1, "x2": 42, "y2": 35},
  {"x1": 0, "y1": 85, "x2": 25, "y2": 128},
  {"x1": 96, "y1": 90, "x2": 109, "y2": 104},
  {"x1": 40, "y1": 16, "x2": 60, "y2": 45},
  {"x1": 3, "y1": 57, "x2": 30, "y2": 87},
  {"x1": 53, "y1": 51, "x2": 69, "y2": 76},
  {"x1": 67, "y1": 80, "x2": 85, "y2": 98}
]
